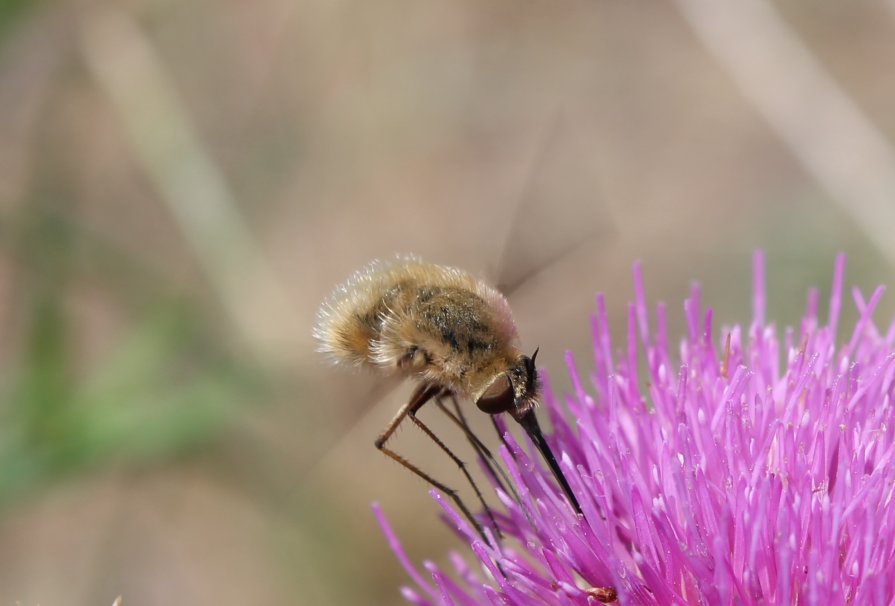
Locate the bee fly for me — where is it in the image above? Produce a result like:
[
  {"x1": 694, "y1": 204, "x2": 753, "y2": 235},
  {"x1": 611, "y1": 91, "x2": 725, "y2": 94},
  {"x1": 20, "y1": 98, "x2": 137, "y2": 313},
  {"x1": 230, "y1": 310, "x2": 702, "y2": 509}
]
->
[{"x1": 314, "y1": 256, "x2": 582, "y2": 541}]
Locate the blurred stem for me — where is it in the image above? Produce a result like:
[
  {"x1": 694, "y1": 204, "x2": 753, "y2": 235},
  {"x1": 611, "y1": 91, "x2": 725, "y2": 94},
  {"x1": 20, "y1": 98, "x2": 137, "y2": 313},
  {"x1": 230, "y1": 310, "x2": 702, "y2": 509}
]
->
[
  {"x1": 0, "y1": 0, "x2": 37, "y2": 40},
  {"x1": 21, "y1": 288, "x2": 69, "y2": 450},
  {"x1": 675, "y1": 0, "x2": 895, "y2": 269},
  {"x1": 13, "y1": 177, "x2": 75, "y2": 455},
  {"x1": 0, "y1": 169, "x2": 258, "y2": 505},
  {"x1": 80, "y1": 8, "x2": 300, "y2": 367}
]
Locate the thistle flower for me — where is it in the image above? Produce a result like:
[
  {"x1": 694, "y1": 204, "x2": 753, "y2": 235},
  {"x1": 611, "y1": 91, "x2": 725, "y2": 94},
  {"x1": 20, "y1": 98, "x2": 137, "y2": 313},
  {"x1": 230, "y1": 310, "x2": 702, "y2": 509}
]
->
[{"x1": 374, "y1": 253, "x2": 895, "y2": 605}]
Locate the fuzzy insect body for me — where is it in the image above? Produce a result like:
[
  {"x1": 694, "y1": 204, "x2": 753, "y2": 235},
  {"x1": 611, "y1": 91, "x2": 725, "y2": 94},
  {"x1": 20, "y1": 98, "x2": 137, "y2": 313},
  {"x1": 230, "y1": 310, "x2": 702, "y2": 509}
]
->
[
  {"x1": 315, "y1": 255, "x2": 584, "y2": 546},
  {"x1": 314, "y1": 257, "x2": 524, "y2": 404}
]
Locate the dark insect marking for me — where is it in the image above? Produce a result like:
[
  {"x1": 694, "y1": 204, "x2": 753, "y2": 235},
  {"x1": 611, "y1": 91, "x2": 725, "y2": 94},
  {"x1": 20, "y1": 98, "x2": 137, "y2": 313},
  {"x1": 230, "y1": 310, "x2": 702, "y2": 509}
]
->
[
  {"x1": 440, "y1": 326, "x2": 461, "y2": 352},
  {"x1": 398, "y1": 345, "x2": 418, "y2": 368},
  {"x1": 466, "y1": 338, "x2": 491, "y2": 355},
  {"x1": 357, "y1": 282, "x2": 408, "y2": 335},
  {"x1": 410, "y1": 285, "x2": 497, "y2": 355}
]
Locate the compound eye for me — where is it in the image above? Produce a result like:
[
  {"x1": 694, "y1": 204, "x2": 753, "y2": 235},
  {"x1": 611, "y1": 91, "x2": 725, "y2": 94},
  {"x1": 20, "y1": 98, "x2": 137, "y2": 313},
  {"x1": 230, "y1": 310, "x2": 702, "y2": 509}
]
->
[{"x1": 476, "y1": 374, "x2": 515, "y2": 415}]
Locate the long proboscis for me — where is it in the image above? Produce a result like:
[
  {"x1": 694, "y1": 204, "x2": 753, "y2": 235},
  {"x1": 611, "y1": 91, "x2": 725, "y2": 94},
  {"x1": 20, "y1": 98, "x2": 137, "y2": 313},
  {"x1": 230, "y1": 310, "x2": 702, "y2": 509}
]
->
[{"x1": 516, "y1": 409, "x2": 583, "y2": 515}]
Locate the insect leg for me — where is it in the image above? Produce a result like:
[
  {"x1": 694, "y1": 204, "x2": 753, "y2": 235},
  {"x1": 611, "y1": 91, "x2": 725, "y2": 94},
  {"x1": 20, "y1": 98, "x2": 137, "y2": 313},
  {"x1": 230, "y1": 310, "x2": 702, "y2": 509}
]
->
[
  {"x1": 406, "y1": 407, "x2": 500, "y2": 543},
  {"x1": 374, "y1": 383, "x2": 491, "y2": 545},
  {"x1": 420, "y1": 393, "x2": 503, "y2": 539},
  {"x1": 435, "y1": 392, "x2": 521, "y2": 506}
]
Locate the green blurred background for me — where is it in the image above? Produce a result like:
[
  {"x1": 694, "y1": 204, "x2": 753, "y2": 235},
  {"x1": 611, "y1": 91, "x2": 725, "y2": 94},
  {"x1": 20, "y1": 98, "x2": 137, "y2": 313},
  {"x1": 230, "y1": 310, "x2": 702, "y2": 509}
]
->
[{"x1": 2, "y1": 1, "x2": 895, "y2": 604}]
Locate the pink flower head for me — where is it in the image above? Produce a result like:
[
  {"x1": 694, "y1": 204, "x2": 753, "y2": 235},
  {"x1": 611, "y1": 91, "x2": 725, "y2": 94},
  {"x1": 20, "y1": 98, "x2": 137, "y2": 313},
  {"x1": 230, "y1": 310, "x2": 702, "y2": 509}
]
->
[{"x1": 375, "y1": 252, "x2": 895, "y2": 605}]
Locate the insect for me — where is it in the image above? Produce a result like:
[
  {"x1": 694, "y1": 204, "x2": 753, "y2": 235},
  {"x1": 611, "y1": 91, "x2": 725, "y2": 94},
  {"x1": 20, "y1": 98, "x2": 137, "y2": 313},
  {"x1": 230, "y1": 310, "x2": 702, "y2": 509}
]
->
[{"x1": 314, "y1": 255, "x2": 582, "y2": 540}]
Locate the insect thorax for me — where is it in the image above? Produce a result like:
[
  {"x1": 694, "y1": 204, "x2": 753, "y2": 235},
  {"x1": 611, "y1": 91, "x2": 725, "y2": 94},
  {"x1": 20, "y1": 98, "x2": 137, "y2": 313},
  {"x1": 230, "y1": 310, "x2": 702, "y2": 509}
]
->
[{"x1": 368, "y1": 282, "x2": 518, "y2": 395}]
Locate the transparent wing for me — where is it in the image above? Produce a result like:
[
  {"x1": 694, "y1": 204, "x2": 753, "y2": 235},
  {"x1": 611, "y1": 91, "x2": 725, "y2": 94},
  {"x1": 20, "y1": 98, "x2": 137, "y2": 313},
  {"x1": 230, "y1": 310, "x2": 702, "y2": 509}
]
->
[{"x1": 494, "y1": 111, "x2": 617, "y2": 295}]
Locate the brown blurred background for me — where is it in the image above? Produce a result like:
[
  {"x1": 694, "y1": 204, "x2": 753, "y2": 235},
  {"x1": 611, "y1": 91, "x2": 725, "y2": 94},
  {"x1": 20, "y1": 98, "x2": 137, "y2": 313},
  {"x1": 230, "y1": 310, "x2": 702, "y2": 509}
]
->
[{"x1": 2, "y1": 1, "x2": 895, "y2": 604}]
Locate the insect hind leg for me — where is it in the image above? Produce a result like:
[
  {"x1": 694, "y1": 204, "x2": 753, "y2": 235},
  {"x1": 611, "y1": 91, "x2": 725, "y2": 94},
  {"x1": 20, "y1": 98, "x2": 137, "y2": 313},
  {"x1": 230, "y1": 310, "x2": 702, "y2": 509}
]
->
[{"x1": 374, "y1": 383, "x2": 496, "y2": 546}]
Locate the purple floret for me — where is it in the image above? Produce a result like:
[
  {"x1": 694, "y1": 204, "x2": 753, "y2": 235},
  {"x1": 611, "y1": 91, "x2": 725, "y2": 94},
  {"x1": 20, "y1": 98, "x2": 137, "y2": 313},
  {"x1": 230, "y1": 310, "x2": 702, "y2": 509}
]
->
[{"x1": 376, "y1": 252, "x2": 895, "y2": 605}]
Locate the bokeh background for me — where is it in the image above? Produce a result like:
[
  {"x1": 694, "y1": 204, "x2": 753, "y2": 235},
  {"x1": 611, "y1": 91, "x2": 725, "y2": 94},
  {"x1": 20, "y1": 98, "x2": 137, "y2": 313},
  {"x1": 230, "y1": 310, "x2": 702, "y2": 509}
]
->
[{"x1": 3, "y1": 1, "x2": 895, "y2": 604}]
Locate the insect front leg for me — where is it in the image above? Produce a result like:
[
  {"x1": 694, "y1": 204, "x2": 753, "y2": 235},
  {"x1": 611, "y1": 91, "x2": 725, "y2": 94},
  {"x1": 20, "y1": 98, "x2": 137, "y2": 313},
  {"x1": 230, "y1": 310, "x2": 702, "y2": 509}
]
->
[
  {"x1": 374, "y1": 383, "x2": 493, "y2": 546},
  {"x1": 434, "y1": 392, "x2": 522, "y2": 511}
]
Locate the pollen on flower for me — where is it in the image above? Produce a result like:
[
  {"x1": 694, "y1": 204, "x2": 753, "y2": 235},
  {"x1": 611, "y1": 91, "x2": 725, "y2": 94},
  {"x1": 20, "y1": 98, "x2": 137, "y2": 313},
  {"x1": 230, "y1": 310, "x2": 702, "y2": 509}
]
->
[{"x1": 375, "y1": 252, "x2": 895, "y2": 605}]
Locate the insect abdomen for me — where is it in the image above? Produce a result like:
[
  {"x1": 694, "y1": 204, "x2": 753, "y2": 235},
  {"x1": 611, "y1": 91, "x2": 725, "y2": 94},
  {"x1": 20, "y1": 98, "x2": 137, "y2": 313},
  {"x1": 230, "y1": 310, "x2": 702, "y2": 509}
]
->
[
  {"x1": 315, "y1": 258, "x2": 518, "y2": 394},
  {"x1": 314, "y1": 279, "x2": 407, "y2": 367}
]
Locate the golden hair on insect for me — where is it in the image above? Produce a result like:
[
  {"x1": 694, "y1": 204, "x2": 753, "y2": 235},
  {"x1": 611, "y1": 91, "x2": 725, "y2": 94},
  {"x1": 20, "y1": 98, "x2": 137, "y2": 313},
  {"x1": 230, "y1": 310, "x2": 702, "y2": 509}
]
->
[
  {"x1": 315, "y1": 255, "x2": 582, "y2": 541},
  {"x1": 314, "y1": 256, "x2": 528, "y2": 406}
]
